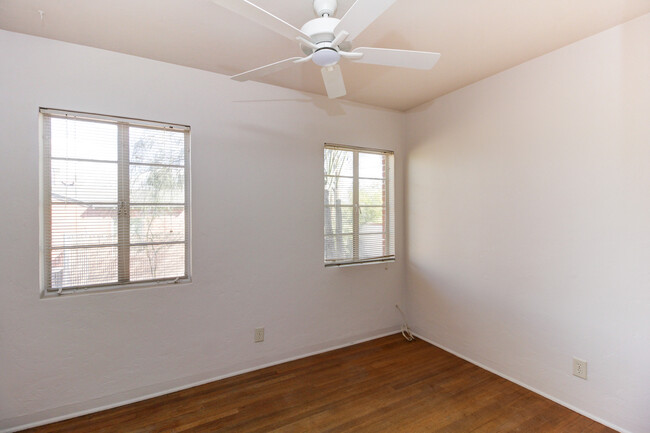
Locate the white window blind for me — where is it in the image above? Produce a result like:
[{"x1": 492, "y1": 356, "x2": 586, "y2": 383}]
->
[
  {"x1": 324, "y1": 144, "x2": 395, "y2": 266},
  {"x1": 40, "y1": 108, "x2": 191, "y2": 294}
]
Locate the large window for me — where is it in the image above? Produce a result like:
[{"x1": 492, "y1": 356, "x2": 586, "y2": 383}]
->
[
  {"x1": 324, "y1": 144, "x2": 395, "y2": 266},
  {"x1": 40, "y1": 109, "x2": 190, "y2": 295}
]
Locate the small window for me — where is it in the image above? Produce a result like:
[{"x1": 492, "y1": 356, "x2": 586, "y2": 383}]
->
[
  {"x1": 324, "y1": 144, "x2": 395, "y2": 266},
  {"x1": 40, "y1": 108, "x2": 191, "y2": 295}
]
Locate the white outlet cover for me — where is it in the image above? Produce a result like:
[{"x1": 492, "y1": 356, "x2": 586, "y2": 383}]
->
[
  {"x1": 573, "y1": 357, "x2": 587, "y2": 379},
  {"x1": 254, "y1": 327, "x2": 264, "y2": 343}
]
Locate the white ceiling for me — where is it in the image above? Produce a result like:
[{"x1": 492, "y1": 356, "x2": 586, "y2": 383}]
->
[{"x1": 1, "y1": 0, "x2": 649, "y2": 111}]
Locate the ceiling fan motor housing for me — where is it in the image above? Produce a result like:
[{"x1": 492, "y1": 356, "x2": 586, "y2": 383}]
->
[
  {"x1": 300, "y1": 15, "x2": 348, "y2": 66},
  {"x1": 300, "y1": 16, "x2": 339, "y2": 45}
]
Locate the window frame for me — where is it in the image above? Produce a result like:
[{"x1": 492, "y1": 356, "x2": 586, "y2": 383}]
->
[
  {"x1": 39, "y1": 108, "x2": 192, "y2": 296},
  {"x1": 324, "y1": 143, "x2": 395, "y2": 267}
]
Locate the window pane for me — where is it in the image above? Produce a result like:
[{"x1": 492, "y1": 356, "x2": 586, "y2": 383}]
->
[
  {"x1": 359, "y1": 152, "x2": 385, "y2": 179},
  {"x1": 324, "y1": 176, "x2": 353, "y2": 206},
  {"x1": 359, "y1": 179, "x2": 385, "y2": 206},
  {"x1": 130, "y1": 127, "x2": 185, "y2": 166},
  {"x1": 324, "y1": 206, "x2": 353, "y2": 235},
  {"x1": 360, "y1": 207, "x2": 385, "y2": 234},
  {"x1": 43, "y1": 110, "x2": 191, "y2": 293},
  {"x1": 130, "y1": 165, "x2": 185, "y2": 204},
  {"x1": 51, "y1": 204, "x2": 117, "y2": 247},
  {"x1": 130, "y1": 243, "x2": 186, "y2": 281},
  {"x1": 325, "y1": 235, "x2": 353, "y2": 261},
  {"x1": 324, "y1": 146, "x2": 394, "y2": 265},
  {"x1": 359, "y1": 233, "x2": 387, "y2": 259},
  {"x1": 51, "y1": 160, "x2": 118, "y2": 203},
  {"x1": 51, "y1": 118, "x2": 117, "y2": 161},
  {"x1": 324, "y1": 149, "x2": 352, "y2": 177},
  {"x1": 130, "y1": 206, "x2": 185, "y2": 243},
  {"x1": 51, "y1": 246, "x2": 118, "y2": 289}
]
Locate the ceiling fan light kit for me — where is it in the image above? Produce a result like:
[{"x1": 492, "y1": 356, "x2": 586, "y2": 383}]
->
[
  {"x1": 212, "y1": 0, "x2": 440, "y2": 99},
  {"x1": 312, "y1": 48, "x2": 340, "y2": 67}
]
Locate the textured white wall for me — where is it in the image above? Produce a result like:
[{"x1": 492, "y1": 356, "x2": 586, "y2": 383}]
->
[
  {"x1": 2, "y1": 12, "x2": 649, "y2": 433},
  {"x1": 406, "y1": 14, "x2": 650, "y2": 433},
  {"x1": 0, "y1": 30, "x2": 406, "y2": 430}
]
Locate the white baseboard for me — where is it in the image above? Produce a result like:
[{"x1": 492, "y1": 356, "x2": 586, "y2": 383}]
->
[
  {"x1": 1, "y1": 328, "x2": 400, "y2": 433},
  {"x1": 412, "y1": 332, "x2": 629, "y2": 433}
]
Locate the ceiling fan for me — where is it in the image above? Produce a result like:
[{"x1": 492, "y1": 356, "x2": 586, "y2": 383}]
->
[{"x1": 211, "y1": 0, "x2": 441, "y2": 99}]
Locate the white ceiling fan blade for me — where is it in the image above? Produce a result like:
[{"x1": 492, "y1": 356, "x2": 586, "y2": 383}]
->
[
  {"x1": 211, "y1": 0, "x2": 310, "y2": 42},
  {"x1": 232, "y1": 57, "x2": 303, "y2": 81},
  {"x1": 321, "y1": 64, "x2": 346, "y2": 99},
  {"x1": 351, "y1": 47, "x2": 441, "y2": 70},
  {"x1": 334, "y1": 0, "x2": 397, "y2": 41}
]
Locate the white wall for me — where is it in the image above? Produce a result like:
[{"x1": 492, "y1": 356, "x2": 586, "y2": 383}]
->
[
  {"x1": 406, "y1": 14, "x2": 650, "y2": 433},
  {"x1": 2, "y1": 12, "x2": 649, "y2": 432},
  {"x1": 0, "y1": 30, "x2": 406, "y2": 430}
]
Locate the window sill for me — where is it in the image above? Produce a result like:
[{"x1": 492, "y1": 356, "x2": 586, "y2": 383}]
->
[
  {"x1": 325, "y1": 258, "x2": 395, "y2": 268},
  {"x1": 40, "y1": 277, "x2": 192, "y2": 299}
]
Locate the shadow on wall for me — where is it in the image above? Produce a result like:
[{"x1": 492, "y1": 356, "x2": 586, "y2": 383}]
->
[
  {"x1": 406, "y1": 261, "x2": 470, "y2": 346},
  {"x1": 233, "y1": 92, "x2": 347, "y2": 117}
]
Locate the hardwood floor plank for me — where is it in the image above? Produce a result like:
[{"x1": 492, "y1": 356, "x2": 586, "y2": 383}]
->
[{"x1": 20, "y1": 334, "x2": 616, "y2": 433}]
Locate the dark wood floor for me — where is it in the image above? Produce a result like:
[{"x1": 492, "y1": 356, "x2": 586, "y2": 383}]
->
[{"x1": 22, "y1": 334, "x2": 615, "y2": 433}]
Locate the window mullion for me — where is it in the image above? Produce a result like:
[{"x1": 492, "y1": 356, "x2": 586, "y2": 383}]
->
[
  {"x1": 353, "y1": 150, "x2": 359, "y2": 261},
  {"x1": 117, "y1": 123, "x2": 130, "y2": 283}
]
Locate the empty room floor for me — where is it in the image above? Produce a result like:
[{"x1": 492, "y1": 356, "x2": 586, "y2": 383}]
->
[{"x1": 22, "y1": 335, "x2": 615, "y2": 432}]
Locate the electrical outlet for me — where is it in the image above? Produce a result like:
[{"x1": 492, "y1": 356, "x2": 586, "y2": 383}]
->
[
  {"x1": 573, "y1": 357, "x2": 587, "y2": 379},
  {"x1": 254, "y1": 327, "x2": 264, "y2": 343}
]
